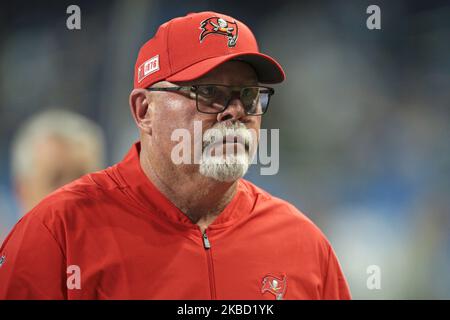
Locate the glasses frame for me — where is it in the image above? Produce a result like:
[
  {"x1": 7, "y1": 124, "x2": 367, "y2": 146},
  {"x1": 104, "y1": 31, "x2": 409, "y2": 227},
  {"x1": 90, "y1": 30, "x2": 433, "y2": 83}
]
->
[{"x1": 145, "y1": 84, "x2": 275, "y2": 116}]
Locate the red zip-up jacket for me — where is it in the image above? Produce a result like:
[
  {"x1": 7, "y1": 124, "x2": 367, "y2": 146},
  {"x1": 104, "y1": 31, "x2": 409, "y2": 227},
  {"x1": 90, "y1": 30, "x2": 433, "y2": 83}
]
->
[{"x1": 0, "y1": 142, "x2": 351, "y2": 300}]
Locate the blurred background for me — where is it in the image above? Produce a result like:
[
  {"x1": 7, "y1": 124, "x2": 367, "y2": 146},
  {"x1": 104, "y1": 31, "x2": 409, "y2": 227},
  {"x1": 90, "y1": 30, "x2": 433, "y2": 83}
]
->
[{"x1": 0, "y1": 0, "x2": 449, "y2": 299}]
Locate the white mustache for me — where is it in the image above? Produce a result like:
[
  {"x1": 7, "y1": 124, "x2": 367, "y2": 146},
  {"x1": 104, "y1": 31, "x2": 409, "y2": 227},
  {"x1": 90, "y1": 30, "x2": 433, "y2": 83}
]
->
[{"x1": 202, "y1": 122, "x2": 252, "y2": 151}]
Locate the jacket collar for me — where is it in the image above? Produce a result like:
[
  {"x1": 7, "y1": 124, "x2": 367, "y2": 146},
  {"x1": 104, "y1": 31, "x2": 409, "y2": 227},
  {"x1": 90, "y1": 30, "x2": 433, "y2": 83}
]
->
[{"x1": 114, "y1": 142, "x2": 255, "y2": 230}]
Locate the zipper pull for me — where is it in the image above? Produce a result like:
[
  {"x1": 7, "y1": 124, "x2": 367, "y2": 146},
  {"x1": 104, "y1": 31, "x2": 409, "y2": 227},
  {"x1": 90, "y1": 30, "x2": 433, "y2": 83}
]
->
[{"x1": 202, "y1": 230, "x2": 211, "y2": 249}]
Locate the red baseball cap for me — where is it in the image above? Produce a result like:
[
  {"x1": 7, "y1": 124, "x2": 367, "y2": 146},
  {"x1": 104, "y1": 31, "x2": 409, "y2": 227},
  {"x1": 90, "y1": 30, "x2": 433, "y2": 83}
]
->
[{"x1": 134, "y1": 11, "x2": 285, "y2": 89}]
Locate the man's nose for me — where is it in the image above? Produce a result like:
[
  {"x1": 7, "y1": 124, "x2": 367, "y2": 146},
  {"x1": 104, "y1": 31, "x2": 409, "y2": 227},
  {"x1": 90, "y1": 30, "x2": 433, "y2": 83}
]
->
[{"x1": 216, "y1": 98, "x2": 246, "y2": 122}]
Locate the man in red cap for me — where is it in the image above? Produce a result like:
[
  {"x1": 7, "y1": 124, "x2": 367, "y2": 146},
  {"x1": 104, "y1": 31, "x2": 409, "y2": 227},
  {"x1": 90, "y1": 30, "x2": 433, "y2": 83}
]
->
[{"x1": 0, "y1": 11, "x2": 351, "y2": 299}]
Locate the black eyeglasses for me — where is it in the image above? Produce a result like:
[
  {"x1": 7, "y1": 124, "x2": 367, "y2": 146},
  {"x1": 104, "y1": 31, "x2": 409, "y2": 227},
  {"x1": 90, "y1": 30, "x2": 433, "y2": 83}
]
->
[{"x1": 145, "y1": 84, "x2": 275, "y2": 116}]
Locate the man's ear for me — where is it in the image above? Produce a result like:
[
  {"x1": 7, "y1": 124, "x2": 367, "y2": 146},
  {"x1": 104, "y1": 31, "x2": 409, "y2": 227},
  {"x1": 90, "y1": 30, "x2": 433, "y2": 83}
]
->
[{"x1": 129, "y1": 88, "x2": 153, "y2": 135}]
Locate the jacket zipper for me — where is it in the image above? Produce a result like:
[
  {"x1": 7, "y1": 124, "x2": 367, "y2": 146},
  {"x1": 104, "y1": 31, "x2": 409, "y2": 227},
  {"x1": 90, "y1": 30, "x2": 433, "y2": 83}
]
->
[{"x1": 202, "y1": 229, "x2": 217, "y2": 299}]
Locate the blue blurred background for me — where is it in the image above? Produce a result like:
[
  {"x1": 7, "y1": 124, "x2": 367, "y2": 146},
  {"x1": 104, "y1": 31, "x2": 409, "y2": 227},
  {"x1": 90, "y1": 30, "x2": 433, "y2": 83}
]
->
[{"x1": 0, "y1": 0, "x2": 449, "y2": 299}]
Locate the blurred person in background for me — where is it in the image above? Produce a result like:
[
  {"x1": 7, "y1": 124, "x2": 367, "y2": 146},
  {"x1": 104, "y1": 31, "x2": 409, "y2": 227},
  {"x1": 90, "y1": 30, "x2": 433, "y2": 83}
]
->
[{"x1": 10, "y1": 109, "x2": 106, "y2": 214}]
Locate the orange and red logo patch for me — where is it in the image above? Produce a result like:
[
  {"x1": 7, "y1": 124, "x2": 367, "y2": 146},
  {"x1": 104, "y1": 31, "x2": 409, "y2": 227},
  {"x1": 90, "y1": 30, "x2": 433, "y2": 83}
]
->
[
  {"x1": 261, "y1": 273, "x2": 287, "y2": 300},
  {"x1": 199, "y1": 17, "x2": 238, "y2": 47}
]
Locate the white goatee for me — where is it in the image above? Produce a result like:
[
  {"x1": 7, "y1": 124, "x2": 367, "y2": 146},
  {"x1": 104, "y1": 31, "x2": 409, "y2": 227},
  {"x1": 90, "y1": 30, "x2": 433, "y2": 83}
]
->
[{"x1": 199, "y1": 122, "x2": 256, "y2": 182}]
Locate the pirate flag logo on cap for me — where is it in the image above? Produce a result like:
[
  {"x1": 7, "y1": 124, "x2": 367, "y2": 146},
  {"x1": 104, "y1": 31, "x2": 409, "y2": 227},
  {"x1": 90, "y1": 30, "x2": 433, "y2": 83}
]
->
[{"x1": 199, "y1": 17, "x2": 238, "y2": 47}]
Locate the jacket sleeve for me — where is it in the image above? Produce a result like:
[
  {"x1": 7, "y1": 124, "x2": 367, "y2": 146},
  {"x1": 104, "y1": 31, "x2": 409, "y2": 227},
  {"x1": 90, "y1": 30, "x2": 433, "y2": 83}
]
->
[
  {"x1": 322, "y1": 243, "x2": 352, "y2": 300},
  {"x1": 0, "y1": 214, "x2": 67, "y2": 299}
]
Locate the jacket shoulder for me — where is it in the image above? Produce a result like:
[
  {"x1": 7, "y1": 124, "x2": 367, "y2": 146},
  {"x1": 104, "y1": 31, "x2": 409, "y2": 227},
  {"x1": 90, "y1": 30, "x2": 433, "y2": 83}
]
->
[
  {"x1": 24, "y1": 166, "x2": 121, "y2": 226},
  {"x1": 240, "y1": 178, "x2": 331, "y2": 245}
]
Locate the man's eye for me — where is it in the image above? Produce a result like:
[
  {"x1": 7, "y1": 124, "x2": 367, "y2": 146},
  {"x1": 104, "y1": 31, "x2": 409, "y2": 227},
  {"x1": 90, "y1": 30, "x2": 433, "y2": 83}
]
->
[
  {"x1": 242, "y1": 88, "x2": 258, "y2": 100},
  {"x1": 197, "y1": 86, "x2": 216, "y2": 98}
]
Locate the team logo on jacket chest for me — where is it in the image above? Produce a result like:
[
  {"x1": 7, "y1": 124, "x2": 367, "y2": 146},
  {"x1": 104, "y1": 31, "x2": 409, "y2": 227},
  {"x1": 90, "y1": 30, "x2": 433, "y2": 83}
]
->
[
  {"x1": 261, "y1": 274, "x2": 287, "y2": 300},
  {"x1": 199, "y1": 17, "x2": 238, "y2": 47}
]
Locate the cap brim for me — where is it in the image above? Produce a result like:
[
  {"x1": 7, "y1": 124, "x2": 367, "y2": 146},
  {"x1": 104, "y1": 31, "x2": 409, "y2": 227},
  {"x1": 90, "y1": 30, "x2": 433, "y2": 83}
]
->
[{"x1": 166, "y1": 52, "x2": 285, "y2": 84}]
